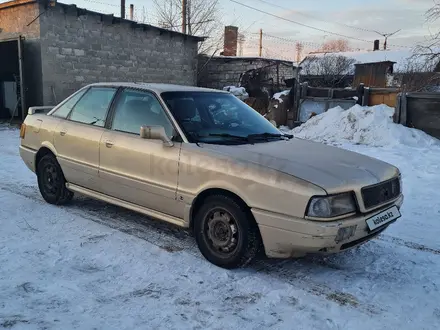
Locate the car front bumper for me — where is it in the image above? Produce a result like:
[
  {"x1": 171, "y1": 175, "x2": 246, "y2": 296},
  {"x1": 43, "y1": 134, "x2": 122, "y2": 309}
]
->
[{"x1": 252, "y1": 195, "x2": 404, "y2": 258}]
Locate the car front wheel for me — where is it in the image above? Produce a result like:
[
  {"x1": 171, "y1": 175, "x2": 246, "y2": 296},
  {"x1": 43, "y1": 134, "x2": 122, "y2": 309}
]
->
[
  {"x1": 37, "y1": 154, "x2": 73, "y2": 205},
  {"x1": 194, "y1": 195, "x2": 261, "y2": 269}
]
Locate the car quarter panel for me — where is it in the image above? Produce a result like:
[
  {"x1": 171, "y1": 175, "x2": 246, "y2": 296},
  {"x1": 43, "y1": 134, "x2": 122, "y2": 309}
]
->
[
  {"x1": 177, "y1": 143, "x2": 326, "y2": 219},
  {"x1": 20, "y1": 114, "x2": 62, "y2": 172}
]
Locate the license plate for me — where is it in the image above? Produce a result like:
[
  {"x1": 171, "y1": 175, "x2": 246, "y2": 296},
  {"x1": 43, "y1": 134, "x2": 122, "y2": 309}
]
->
[{"x1": 366, "y1": 206, "x2": 401, "y2": 231}]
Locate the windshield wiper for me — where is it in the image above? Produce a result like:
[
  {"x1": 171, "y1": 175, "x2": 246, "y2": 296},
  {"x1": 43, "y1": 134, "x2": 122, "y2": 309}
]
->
[
  {"x1": 208, "y1": 133, "x2": 250, "y2": 141},
  {"x1": 248, "y1": 132, "x2": 293, "y2": 140}
]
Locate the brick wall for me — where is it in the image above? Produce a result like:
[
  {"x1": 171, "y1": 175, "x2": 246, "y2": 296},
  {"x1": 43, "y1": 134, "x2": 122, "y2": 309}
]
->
[
  {"x1": 198, "y1": 56, "x2": 295, "y2": 90},
  {"x1": 223, "y1": 26, "x2": 238, "y2": 57},
  {"x1": 0, "y1": 0, "x2": 44, "y2": 107},
  {"x1": 39, "y1": 4, "x2": 199, "y2": 104}
]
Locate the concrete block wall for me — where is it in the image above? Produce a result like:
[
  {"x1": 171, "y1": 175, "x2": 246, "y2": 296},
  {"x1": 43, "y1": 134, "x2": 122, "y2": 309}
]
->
[
  {"x1": 39, "y1": 4, "x2": 199, "y2": 105},
  {"x1": 198, "y1": 56, "x2": 295, "y2": 90}
]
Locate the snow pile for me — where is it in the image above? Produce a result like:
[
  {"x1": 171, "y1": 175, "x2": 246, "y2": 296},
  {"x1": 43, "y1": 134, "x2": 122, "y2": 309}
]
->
[
  {"x1": 292, "y1": 104, "x2": 439, "y2": 147},
  {"x1": 273, "y1": 90, "x2": 290, "y2": 103},
  {"x1": 223, "y1": 86, "x2": 249, "y2": 100}
]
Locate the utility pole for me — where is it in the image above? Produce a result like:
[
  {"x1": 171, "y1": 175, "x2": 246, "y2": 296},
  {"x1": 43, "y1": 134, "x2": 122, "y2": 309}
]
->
[
  {"x1": 182, "y1": 0, "x2": 187, "y2": 34},
  {"x1": 295, "y1": 42, "x2": 303, "y2": 63},
  {"x1": 259, "y1": 29, "x2": 263, "y2": 57},
  {"x1": 238, "y1": 33, "x2": 245, "y2": 56},
  {"x1": 187, "y1": 0, "x2": 191, "y2": 35},
  {"x1": 121, "y1": 0, "x2": 125, "y2": 19}
]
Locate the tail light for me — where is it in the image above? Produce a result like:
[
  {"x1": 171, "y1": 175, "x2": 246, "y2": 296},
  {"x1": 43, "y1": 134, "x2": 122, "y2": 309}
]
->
[{"x1": 20, "y1": 124, "x2": 26, "y2": 139}]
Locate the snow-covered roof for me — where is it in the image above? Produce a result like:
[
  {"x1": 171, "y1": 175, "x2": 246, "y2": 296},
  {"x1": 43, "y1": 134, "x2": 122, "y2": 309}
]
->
[{"x1": 301, "y1": 49, "x2": 437, "y2": 73}]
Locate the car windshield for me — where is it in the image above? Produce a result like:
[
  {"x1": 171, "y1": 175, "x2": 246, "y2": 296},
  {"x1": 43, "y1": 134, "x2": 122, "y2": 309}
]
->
[{"x1": 161, "y1": 91, "x2": 287, "y2": 144}]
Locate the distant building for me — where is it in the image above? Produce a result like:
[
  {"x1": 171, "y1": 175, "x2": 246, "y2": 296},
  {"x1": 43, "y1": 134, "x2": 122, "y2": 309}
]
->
[
  {"x1": 198, "y1": 25, "x2": 297, "y2": 94},
  {"x1": 299, "y1": 49, "x2": 439, "y2": 88},
  {"x1": 0, "y1": 0, "x2": 203, "y2": 119}
]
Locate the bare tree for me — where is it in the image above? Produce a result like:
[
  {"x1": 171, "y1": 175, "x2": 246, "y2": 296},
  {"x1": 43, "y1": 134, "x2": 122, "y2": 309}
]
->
[
  {"x1": 153, "y1": 0, "x2": 221, "y2": 54},
  {"x1": 415, "y1": 1, "x2": 440, "y2": 63},
  {"x1": 395, "y1": 58, "x2": 440, "y2": 92},
  {"x1": 301, "y1": 55, "x2": 357, "y2": 87},
  {"x1": 319, "y1": 39, "x2": 351, "y2": 52}
]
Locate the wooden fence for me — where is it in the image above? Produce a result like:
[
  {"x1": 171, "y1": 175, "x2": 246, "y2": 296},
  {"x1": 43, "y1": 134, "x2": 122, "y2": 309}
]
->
[
  {"x1": 267, "y1": 83, "x2": 401, "y2": 127},
  {"x1": 396, "y1": 92, "x2": 440, "y2": 139}
]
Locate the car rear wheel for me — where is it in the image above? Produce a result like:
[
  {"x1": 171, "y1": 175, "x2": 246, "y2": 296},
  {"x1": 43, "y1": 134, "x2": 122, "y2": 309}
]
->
[
  {"x1": 37, "y1": 154, "x2": 73, "y2": 205},
  {"x1": 194, "y1": 195, "x2": 261, "y2": 269}
]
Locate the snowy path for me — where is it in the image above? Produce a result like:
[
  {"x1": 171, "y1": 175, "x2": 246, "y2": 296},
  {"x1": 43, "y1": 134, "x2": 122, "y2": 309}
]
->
[{"x1": 1, "y1": 125, "x2": 439, "y2": 329}]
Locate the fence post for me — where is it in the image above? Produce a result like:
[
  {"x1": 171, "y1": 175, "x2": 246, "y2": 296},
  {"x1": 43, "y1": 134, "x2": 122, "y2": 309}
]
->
[
  {"x1": 357, "y1": 83, "x2": 364, "y2": 105},
  {"x1": 295, "y1": 82, "x2": 302, "y2": 123},
  {"x1": 362, "y1": 87, "x2": 370, "y2": 106},
  {"x1": 395, "y1": 93, "x2": 402, "y2": 123},
  {"x1": 400, "y1": 93, "x2": 408, "y2": 126},
  {"x1": 301, "y1": 82, "x2": 308, "y2": 98}
]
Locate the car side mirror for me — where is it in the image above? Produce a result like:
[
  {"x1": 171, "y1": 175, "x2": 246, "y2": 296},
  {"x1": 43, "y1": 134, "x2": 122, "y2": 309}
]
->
[{"x1": 140, "y1": 125, "x2": 174, "y2": 147}]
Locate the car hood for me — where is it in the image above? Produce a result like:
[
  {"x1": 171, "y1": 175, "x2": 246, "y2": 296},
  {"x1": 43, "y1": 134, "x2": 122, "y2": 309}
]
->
[{"x1": 200, "y1": 138, "x2": 399, "y2": 193}]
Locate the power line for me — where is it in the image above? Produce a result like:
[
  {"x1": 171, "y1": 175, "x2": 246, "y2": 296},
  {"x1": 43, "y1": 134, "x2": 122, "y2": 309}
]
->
[
  {"x1": 252, "y1": 32, "x2": 323, "y2": 48},
  {"x1": 253, "y1": 0, "x2": 382, "y2": 35},
  {"x1": 229, "y1": 0, "x2": 372, "y2": 43},
  {"x1": 84, "y1": 0, "x2": 120, "y2": 8},
  {"x1": 230, "y1": 0, "x2": 413, "y2": 50}
]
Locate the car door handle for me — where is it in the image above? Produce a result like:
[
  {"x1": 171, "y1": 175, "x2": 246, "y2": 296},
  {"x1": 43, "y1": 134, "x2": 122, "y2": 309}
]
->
[
  {"x1": 60, "y1": 130, "x2": 67, "y2": 136},
  {"x1": 105, "y1": 140, "x2": 113, "y2": 148}
]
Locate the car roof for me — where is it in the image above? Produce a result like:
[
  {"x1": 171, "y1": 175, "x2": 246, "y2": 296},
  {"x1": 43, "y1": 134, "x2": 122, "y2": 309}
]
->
[{"x1": 87, "y1": 82, "x2": 228, "y2": 94}]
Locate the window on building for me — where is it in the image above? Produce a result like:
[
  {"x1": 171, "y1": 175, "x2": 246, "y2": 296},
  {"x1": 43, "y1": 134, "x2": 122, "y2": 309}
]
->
[{"x1": 68, "y1": 87, "x2": 117, "y2": 127}]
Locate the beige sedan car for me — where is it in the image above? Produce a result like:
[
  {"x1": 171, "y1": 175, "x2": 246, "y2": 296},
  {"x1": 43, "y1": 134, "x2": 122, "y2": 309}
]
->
[{"x1": 19, "y1": 83, "x2": 404, "y2": 268}]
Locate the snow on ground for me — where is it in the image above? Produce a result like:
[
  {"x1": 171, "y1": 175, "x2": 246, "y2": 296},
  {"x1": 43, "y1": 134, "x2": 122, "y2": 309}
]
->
[
  {"x1": 292, "y1": 104, "x2": 439, "y2": 148},
  {"x1": 1, "y1": 121, "x2": 440, "y2": 329}
]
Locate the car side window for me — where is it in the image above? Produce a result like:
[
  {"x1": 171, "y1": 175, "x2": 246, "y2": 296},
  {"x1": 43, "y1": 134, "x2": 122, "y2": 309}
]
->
[
  {"x1": 51, "y1": 88, "x2": 88, "y2": 119},
  {"x1": 111, "y1": 89, "x2": 174, "y2": 137},
  {"x1": 68, "y1": 87, "x2": 117, "y2": 127}
]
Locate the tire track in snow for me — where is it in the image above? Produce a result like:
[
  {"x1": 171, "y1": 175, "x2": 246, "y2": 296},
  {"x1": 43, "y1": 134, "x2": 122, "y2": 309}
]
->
[{"x1": 0, "y1": 182, "x2": 433, "y2": 316}]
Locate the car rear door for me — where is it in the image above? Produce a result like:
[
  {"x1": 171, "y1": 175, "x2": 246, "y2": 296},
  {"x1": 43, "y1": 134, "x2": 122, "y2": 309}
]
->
[
  {"x1": 98, "y1": 88, "x2": 184, "y2": 218},
  {"x1": 53, "y1": 86, "x2": 118, "y2": 190}
]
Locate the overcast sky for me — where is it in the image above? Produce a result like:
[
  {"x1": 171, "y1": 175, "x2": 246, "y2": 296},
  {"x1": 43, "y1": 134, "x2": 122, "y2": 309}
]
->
[{"x1": 2, "y1": 0, "x2": 437, "y2": 59}]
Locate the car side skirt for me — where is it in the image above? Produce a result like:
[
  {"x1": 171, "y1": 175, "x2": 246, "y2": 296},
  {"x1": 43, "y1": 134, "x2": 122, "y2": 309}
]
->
[{"x1": 66, "y1": 183, "x2": 187, "y2": 228}]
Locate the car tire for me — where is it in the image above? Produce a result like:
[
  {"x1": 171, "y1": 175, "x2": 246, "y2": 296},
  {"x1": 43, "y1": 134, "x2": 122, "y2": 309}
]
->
[
  {"x1": 194, "y1": 195, "x2": 261, "y2": 269},
  {"x1": 37, "y1": 154, "x2": 73, "y2": 205}
]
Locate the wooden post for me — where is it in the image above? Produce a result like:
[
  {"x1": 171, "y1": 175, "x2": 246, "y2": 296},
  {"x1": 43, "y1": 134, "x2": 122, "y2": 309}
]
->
[
  {"x1": 400, "y1": 92, "x2": 408, "y2": 126},
  {"x1": 182, "y1": 0, "x2": 187, "y2": 34},
  {"x1": 121, "y1": 0, "x2": 125, "y2": 18},
  {"x1": 362, "y1": 87, "x2": 370, "y2": 106},
  {"x1": 357, "y1": 83, "x2": 364, "y2": 105},
  {"x1": 259, "y1": 29, "x2": 263, "y2": 57},
  {"x1": 301, "y1": 82, "x2": 308, "y2": 98},
  {"x1": 187, "y1": 0, "x2": 191, "y2": 35},
  {"x1": 395, "y1": 93, "x2": 402, "y2": 123}
]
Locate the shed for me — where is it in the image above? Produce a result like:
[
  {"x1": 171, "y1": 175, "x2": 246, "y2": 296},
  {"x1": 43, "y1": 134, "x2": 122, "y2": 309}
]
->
[
  {"x1": 353, "y1": 61, "x2": 395, "y2": 88},
  {"x1": 0, "y1": 0, "x2": 203, "y2": 120},
  {"x1": 197, "y1": 55, "x2": 297, "y2": 91}
]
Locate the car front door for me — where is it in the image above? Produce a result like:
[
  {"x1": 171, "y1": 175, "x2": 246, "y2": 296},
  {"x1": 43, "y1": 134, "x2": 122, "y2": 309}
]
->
[
  {"x1": 98, "y1": 88, "x2": 184, "y2": 218},
  {"x1": 53, "y1": 86, "x2": 118, "y2": 190}
]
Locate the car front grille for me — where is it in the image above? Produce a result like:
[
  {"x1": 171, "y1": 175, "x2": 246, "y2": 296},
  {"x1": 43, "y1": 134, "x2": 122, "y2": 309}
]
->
[{"x1": 361, "y1": 177, "x2": 400, "y2": 209}]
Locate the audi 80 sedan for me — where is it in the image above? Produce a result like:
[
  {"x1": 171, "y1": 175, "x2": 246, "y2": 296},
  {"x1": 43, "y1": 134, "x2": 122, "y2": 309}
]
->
[{"x1": 19, "y1": 83, "x2": 404, "y2": 268}]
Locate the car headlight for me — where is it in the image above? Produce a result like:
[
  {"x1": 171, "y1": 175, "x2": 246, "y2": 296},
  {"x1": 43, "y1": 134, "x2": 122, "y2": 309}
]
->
[{"x1": 307, "y1": 193, "x2": 357, "y2": 218}]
